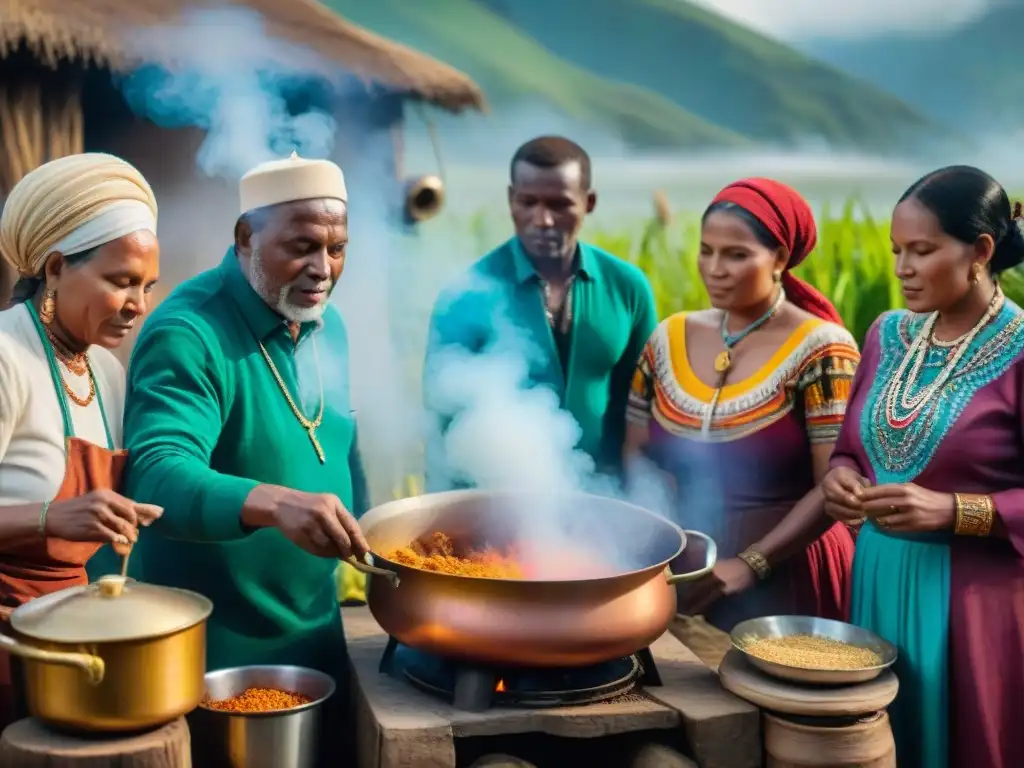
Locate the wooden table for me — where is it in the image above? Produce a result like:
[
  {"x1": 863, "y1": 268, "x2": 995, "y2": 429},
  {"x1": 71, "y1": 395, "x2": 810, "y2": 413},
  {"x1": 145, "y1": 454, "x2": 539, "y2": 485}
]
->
[{"x1": 344, "y1": 607, "x2": 760, "y2": 768}]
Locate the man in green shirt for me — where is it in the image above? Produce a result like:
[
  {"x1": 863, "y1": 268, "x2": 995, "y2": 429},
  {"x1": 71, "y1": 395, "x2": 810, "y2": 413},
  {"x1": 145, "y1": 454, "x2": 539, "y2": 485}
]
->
[
  {"x1": 123, "y1": 154, "x2": 368, "y2": 762},
  {"x1": 424, "y1": 136, "x2": 657, "y2": 490}
]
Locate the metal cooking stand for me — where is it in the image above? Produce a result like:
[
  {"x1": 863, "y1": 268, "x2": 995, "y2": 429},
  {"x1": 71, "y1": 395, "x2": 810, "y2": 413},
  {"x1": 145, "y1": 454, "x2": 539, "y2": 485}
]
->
[{"x1": 379, "y1": 637, "x2": 662, "y2": 712}]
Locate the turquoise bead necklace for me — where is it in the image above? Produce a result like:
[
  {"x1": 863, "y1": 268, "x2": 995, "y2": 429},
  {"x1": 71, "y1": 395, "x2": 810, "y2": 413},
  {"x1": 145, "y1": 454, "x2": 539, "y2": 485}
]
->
[{"x1": 701, "y1": 287, "x2": 786, "y2": 437}]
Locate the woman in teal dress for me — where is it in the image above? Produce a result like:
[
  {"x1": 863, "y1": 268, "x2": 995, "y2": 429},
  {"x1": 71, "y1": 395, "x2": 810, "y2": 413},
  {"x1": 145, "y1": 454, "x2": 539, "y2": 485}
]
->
[{"x1": 823, "y1": 166, "x2": 1024, "y2": 768}]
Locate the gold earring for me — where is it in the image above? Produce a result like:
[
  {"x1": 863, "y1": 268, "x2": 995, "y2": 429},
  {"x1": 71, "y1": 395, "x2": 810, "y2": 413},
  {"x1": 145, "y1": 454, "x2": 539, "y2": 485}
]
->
[
  {"x1": 772, "y1": 270, "x2": 782, "y2": 284},
  {"x1": 971, "y1": 263, "x2": 982, "y2": 285},
  {"x1": 39, "y1": 289, "x2": 56, "y2": 325}
]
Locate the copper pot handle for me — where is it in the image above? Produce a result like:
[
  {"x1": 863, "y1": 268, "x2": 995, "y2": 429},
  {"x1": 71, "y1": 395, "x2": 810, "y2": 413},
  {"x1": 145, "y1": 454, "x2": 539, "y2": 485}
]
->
[
  {"x1": 345, "y1": 554, "x2": 401, "y2": 588},
  {"x1": 664, "y1": 530, "x2": 718, "y2": 585},
  {"x1": 0, "y1": 634, "x2": 105, "y2": 685}
]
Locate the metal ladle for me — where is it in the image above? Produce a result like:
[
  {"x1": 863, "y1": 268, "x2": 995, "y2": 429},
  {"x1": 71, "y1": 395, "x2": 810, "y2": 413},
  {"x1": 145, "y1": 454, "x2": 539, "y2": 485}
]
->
[{"x1": 345, "y1": 553, "x2": 401, "y2": 587}]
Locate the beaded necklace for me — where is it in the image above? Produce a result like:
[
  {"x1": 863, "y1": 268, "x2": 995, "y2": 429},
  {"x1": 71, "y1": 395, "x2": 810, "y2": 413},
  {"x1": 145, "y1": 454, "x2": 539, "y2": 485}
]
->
[
  {"x1": 863, "y1": 289, "x2": 1024, "y2": 483},
  {"x1": 702, "y1": 289, "x2": 785, "y2": 437},
  {"x1": 885, "y1": 287, "x2": 1003, "y2": 429},
  {"x1": 713, "y1": 289, "x2": 786, "y2": 376}
]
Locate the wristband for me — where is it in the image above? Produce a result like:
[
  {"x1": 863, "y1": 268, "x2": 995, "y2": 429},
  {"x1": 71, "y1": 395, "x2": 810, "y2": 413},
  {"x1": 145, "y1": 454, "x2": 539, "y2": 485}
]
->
[
  {"x1": 953, "y1": 493, "x2": 994, "y2": 537},
  {"x1": 38, "y1": 500, "x2": 51, "y2": 537},
  {"x1": 738, "y1": 548, "x2": 771, "y2": 580}
]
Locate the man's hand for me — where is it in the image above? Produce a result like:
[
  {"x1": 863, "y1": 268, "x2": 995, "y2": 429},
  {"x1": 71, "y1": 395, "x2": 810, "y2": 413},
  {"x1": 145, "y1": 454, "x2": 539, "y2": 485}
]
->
[{"x1": 243, "y1": 485, "x2": 369, "y2": 559}]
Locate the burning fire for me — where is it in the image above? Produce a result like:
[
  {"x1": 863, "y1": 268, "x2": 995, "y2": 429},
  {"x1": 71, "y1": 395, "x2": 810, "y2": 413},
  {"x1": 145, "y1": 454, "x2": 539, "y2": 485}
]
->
[{"x1": 495, "y1": 679, "x2": 506, "y2": 693}]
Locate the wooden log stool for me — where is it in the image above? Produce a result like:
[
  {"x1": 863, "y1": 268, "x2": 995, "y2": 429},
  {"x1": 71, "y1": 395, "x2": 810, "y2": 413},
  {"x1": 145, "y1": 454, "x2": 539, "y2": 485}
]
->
[
  {"x1": 0, "y1": 717, "x2": 191, "y2": 768},
  {"x1": 468, "y1": 756, "x2": 537, "y2": 768},
  {"x1": 718, "y1": 649, "x2": 899, "y2": 768},
  {"x1": 629, "y1": 743, "x2": 698, "y2": 768}
]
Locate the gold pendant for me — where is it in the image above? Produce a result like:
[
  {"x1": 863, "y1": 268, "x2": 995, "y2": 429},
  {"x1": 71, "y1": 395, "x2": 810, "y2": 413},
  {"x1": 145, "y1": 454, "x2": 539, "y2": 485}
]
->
[
  {"x1": 307, "y1": 426, "x2": 326, "y2": 464},
  {"x1": 714, "y1": 350, "x2": 731, "y2": 373}
]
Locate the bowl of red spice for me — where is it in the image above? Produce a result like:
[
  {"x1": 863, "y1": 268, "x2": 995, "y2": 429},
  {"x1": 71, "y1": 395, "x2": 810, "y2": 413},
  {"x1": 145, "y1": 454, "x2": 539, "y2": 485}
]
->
[{"x1": 189, "y1": 665, "x2": 336, "y2": 768}]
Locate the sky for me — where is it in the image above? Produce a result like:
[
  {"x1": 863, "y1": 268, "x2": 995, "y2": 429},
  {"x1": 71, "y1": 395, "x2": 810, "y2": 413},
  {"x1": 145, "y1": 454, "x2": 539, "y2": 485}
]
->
[{"x1": 691, "y1": 0, "x2": 1007, "y2": 40}]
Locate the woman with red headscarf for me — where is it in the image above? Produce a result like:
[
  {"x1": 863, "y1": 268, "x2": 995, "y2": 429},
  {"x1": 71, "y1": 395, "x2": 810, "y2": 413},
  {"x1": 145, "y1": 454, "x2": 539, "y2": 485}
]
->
[{"x1": 624, "y1": 178, "x2": 858, "y2": 629}]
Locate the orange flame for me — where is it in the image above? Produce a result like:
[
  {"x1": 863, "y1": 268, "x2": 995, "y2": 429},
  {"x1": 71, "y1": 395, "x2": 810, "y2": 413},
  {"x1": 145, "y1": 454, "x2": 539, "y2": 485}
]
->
[{"x1": 495, "y1": 679, "x2": 506, "y2": 693}]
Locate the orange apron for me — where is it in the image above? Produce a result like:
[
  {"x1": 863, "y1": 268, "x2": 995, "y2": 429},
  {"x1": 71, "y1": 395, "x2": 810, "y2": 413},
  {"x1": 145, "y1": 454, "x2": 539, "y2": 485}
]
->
[{"x1": 0, "y1": 302, "x2": 126, "y2": 730}]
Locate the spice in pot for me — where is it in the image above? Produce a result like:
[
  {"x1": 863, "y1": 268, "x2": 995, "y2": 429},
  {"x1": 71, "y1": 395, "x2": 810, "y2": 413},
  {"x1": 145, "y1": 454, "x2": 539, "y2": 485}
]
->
[
  {"x1": 204, "y1": 687, "x2": 312, "y2": 712},
  {"x1": 741, "y1": 634, "x2": 883, "y2": 670},
  {"x1": 387, "y1": 531, "x2": 524, "y2": 579}
]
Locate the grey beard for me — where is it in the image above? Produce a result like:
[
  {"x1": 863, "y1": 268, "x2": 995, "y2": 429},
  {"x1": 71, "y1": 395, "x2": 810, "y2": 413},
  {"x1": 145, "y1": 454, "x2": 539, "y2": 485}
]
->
[{"x1": 248, "y1": 250, "x2": 331, "y2": 324}]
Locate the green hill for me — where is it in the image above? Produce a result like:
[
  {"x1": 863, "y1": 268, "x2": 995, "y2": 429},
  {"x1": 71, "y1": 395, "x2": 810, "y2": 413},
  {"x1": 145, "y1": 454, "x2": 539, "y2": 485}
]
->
[
  {"x1": 476, "y1": 0, "x2": 938, "y2": 150},
  {"x1": 326, "y1": 0, "x2": 943, "y2": 151},
  {"x1": 327, "y1": 0, "x2": 745, "y2": 149},
  {"x1": 802, "y1": 6, "x2": 1024, "y2": 132}
]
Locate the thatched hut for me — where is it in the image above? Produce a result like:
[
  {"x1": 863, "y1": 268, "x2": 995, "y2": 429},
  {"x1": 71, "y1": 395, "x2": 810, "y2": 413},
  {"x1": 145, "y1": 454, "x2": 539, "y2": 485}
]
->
[{"x1": 0, "y1": 0, "x2": 485, "y2": 348}]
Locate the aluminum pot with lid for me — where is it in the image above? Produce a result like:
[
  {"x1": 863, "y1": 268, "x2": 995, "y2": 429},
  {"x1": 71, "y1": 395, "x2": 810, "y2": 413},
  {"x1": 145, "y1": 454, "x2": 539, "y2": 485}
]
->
[{"x1": 0, "y1": 575, "x2": 212, "y2": 731}]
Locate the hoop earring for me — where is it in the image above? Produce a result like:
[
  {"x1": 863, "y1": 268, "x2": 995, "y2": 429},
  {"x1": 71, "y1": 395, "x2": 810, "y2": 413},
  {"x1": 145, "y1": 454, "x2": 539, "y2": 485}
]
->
[
  {"x1": 772, "y1": 270, "x2": 783, "y2": 284},
  {"x1": 970, "y1": 263, "x2": 982, "y2": 285},
  {"x1": 39, "y1": 289, "x2": 56, "y2": 325}
]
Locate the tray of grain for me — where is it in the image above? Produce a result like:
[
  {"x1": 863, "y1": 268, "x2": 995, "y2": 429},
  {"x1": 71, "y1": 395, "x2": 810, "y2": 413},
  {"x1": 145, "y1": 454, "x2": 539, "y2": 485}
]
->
[{"x1": 730, "y1": 616, "x2": 898, "y2": 685}]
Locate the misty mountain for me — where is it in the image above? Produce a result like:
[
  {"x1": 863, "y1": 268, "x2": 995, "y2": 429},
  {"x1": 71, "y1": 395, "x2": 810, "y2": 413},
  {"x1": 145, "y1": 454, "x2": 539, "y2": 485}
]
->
[
  {"x1": 325, "y1": 0, "x2": 943, "y2": 152},
  {"x1": 801, "y1": 5, "x2": 1023, "y2": 132}
]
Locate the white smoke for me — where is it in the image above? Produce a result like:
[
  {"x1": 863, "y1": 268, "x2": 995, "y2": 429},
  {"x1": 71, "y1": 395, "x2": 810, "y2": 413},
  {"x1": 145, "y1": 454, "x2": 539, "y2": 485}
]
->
[
  {"x1": 120, "y1": 7, "x2": 337, "y2": 180},
  {"x1": 111, "y1": 6, "x2": 686, "y2": 559},
  {"x1": 424, "y1": 271, "x2": 595, "y2": 496}
]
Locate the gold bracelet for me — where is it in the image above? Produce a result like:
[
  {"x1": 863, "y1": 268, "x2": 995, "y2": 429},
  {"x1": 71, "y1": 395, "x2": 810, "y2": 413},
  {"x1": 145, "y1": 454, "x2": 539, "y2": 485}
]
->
[
  {"x1": 953, "y1": 493, "x2": 995, "y2": 537},
  {"x1": 737, "y1": 548, "x2": 771, "y2": 580}
]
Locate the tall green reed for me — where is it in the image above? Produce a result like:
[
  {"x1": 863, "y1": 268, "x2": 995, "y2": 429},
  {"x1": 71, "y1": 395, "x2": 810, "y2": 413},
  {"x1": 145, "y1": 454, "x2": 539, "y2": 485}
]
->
[{"x1": 382, "y1": 196, "x2": 1024, "y2": 498}]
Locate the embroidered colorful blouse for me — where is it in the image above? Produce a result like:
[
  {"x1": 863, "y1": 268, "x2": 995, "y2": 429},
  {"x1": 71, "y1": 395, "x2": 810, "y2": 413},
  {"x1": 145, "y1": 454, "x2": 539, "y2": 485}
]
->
[
  {"x1": 627, "y1": 312, "x2": 860, "y2": 630},
  {"x1": 627, "y1": 313, "x2": 859, "y2": 444},
  {"x1": 861, "y1": 303, "x2": 1024, "y2": 484}
]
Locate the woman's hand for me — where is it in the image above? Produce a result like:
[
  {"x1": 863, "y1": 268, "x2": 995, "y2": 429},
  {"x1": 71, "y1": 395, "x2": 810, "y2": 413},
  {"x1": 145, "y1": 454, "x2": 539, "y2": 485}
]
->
[
  {"x1": 858, "y1": 483, "x2": 955, "y2": 533},
  {"x1": 822, "y1": 466, "x2": 869, "y2": 523},
  {"x1": 678, "y1": 558, "x2": 758, "y2": 617},
  {"x1": 45, "y1": 490, "x2": 163, "y2": 547}
]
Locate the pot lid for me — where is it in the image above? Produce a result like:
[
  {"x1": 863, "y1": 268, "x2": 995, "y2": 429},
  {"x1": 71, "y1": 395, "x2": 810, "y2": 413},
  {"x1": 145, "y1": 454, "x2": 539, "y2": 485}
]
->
[{"x1": 10, "y1": 576, "x2": 213, "y2": 643}]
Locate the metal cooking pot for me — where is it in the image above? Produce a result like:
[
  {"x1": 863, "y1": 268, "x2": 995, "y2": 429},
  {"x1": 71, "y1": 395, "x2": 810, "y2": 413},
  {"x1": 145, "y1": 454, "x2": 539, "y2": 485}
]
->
[
  {"x1": 190, "y1": 665, "x2": 336, "y2": 768},
  {"x1": 349, "y1": 490, "x2": 717, "y2": 667},
  {"x1": 0, "y1": 575, "x2": 212, "y2": 731}
]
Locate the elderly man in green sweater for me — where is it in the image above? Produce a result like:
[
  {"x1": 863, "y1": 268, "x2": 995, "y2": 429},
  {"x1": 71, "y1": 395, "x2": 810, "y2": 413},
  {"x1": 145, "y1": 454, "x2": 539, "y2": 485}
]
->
[
  {"x1": 425, "y1": 136, "x2": 658, "y2": 490},
  {"x1": 122, "y1": 153, "x2": 368, "y2": 761}
]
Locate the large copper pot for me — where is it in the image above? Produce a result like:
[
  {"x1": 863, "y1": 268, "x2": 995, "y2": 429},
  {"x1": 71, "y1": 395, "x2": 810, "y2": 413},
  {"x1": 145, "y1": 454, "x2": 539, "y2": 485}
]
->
[{"x1": 349, "y1": 490, "x2": 717, "y2": 667}]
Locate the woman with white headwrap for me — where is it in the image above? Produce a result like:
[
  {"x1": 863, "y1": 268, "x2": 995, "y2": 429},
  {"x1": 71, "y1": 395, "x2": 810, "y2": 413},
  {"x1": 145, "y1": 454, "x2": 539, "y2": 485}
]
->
[{"x1": 0, "y1": 153, "x2": 164, "y2": 728}]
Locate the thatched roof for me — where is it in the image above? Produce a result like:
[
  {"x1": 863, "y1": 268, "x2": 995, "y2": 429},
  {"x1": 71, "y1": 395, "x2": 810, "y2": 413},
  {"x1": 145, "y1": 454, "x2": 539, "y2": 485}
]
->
[{"x1": 0, "y1": 0, "x2": 485, "y2": 112}]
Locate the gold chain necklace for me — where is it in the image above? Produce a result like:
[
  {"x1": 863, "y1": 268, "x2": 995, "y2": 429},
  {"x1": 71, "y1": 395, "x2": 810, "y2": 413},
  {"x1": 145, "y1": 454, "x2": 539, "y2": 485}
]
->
[
  {"x1": 43, "y1": 323, "x2": 89, "y2": 376},
  {"x1": 258, "y1": 339, "x2": 326, "y2": 464},
  {"x1": 61, "y1": 365, "x2": 97, "y2": 407},
  {"x1": 40, "y1": 325, "x2": 95, "y2": 407}
]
